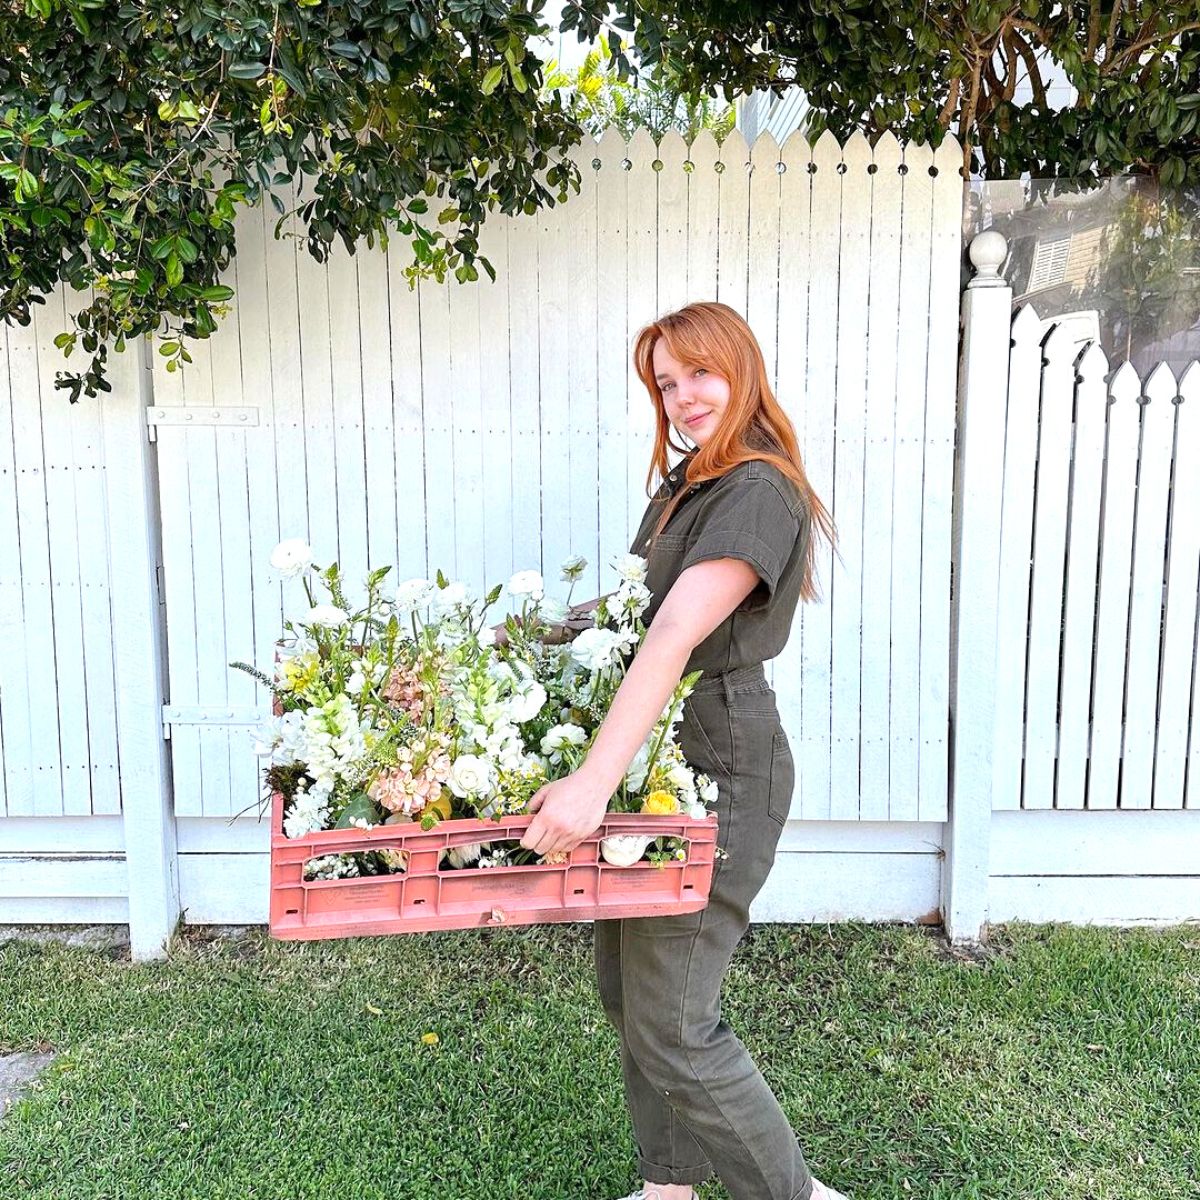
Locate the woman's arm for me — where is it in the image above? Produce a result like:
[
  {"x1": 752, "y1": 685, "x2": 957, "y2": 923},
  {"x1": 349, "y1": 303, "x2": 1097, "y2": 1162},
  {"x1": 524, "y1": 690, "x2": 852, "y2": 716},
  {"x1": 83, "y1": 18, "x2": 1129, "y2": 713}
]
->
[{"x1": 517, "y1": 555, "x2": 759, "y2": 854}]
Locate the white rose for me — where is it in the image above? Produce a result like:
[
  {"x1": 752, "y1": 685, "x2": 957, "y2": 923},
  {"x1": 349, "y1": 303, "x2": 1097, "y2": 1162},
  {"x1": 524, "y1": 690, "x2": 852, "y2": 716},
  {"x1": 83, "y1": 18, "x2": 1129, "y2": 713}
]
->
[
  {"x1": 666, "y1": 764, "x2": 694, "y2": 790},
  {"x1": 270, "y1": 538, "x2": 314, "y2": 578},
  {"x1": 447, "y1": 753, "x2": 495, "y2": 798},
  {"x1": 610, "y1": 552, "x2": 648, "y2": 583},
  {"x1": 569, "y1": 627, "x2": 626, "y2": 672},
  {"x1": 540, "y1": 723, "x2": 587, "y2": 755},
  {"x1": 305, "y1": 604, "x2": 349, "y2": 628},
  {"x1": 509, "y1": 681, "x2": 547, "y2": 725},
  {"x1": 507, "y1": 569, "x2": 545, "y2": 600}
]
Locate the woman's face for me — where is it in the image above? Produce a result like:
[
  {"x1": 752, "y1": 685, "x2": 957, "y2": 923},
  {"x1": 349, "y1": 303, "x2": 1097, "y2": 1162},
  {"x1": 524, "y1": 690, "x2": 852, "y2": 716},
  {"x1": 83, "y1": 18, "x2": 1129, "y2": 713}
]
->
[{"x1": 652, "y1": 339, "x2": 730, "y2": 448}]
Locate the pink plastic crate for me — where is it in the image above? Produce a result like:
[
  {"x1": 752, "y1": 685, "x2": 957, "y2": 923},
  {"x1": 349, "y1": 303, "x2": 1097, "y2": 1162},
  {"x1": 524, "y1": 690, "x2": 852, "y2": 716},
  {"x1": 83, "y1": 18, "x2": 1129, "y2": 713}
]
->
[{"x1": 268, "y1": 788, "x2": 718, "y2": 939}]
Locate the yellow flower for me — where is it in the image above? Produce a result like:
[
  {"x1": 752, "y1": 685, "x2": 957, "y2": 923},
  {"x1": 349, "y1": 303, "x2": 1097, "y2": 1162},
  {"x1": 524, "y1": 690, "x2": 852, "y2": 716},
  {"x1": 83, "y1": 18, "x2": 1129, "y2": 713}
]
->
[
  {"x1": 641, "y1": 790, "x2": 679, "y2": 815},
  {"x1": 424, "y1": 792, "x2": 453, "y2": 820},
  {"x1": 421, "y1": 1032, "x2": 439, "y2": 1045}
]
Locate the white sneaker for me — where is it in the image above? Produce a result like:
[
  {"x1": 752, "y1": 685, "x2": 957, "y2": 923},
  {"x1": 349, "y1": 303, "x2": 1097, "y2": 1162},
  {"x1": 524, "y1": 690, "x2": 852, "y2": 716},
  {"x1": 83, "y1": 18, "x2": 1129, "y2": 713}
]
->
[{"x1": 813, "y1": 1179, "x2": 852, "y2": 1200}]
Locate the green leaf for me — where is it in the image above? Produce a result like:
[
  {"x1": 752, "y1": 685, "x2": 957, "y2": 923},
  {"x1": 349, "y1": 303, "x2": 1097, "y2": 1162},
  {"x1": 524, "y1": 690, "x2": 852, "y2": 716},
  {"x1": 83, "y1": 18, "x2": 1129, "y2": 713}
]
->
[
  {"x1": 198, "y1": 285, "x2": 234, "y2": 302},
  {"x1": 228, "y1": 61, "x2": 267, "y2": 80},
  {"x1": 334, "y1": 792, "x2": 384, "y2": 830},
  {"x1": 165, "y1": 251, "x2": 183, "y2": 288},
  {"x1": 481, "y1": 64, "x2": 504, "y2": 96}
]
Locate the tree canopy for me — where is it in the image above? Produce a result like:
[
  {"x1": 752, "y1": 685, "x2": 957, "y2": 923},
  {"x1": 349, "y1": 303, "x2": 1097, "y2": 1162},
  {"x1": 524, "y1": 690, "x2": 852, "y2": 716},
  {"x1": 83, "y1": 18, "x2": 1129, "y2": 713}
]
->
[{"x1": 3, "y1": 1, "x2": 1198, "y2": 402}]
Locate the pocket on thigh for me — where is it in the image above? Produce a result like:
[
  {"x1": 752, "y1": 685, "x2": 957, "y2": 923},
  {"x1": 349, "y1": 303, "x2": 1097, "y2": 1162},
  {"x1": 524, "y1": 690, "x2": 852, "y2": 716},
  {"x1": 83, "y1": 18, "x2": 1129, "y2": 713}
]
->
[{"x1": 767, "y1": 730, "x2": 795, "y2": 827}]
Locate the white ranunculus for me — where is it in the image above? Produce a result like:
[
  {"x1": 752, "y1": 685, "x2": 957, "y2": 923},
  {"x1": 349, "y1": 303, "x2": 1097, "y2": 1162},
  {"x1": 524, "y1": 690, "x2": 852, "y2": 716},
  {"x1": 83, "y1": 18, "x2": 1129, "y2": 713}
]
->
[
  {"x1": 305, "y1": 604, "x2": 349, "y2": 628},
  {"x1": 270, "y1": 538, "x2": 314, "y2": 578},
  {"x1": 507, "y1": 569, "x2": 545, "y2": 601},
  {"x1": 569, "y1": 627, "x2": 626, "y2": 672},
  {"x1": 508, "y1": 680, "x2": 547, "y2": 725},
  {"x1": 610, "y1": 552, "x2": 648, "y2": 583},
  {"x1": 431, "y1": 580, "x2": 470, "y2": 614},
  {"x1": 538, "y1": 595, "x2": 569, "y2": 624},
  {"x1": 447, "y1": 753, "x2": 494, "y2": 798},
  {"x1": 394, "y1": 577, "x2": 434, "y2": 616},
  {"x1": 560, "y1": 555, "x2": 587, "y2": 582},
  {"x1": 540, "y1": 723, "x2": 587, "y2": 756}
]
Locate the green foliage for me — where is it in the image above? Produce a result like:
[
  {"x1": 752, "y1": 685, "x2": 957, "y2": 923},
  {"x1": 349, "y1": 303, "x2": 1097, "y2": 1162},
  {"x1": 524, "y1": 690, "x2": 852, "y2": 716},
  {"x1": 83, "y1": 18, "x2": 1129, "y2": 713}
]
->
[
  {"x1": 568, "y1": 1, "x2": 1200, "y2": 185},
  {"x1": 0, "y1": 0, "x2": 586, "y2": 402},
  {"x1": 542, "y1": 36, "x2": 736, "y2": 144}
]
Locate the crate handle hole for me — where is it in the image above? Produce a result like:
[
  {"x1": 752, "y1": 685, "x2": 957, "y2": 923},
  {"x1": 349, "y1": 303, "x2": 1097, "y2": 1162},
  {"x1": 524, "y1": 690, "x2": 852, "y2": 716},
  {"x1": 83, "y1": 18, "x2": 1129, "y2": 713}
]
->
[
  {"x1": 573, "y1": 888, "x2": 585, "y2": 894},
  {"x1": 285, "y1": 908, "x2": 299, "y2": 915},
  {"x1": 413, "y1": 898, "x2": 425, "y2": 905},
  {"x1": 683, "y1": 885, "x2": 694, "y2": 891}
]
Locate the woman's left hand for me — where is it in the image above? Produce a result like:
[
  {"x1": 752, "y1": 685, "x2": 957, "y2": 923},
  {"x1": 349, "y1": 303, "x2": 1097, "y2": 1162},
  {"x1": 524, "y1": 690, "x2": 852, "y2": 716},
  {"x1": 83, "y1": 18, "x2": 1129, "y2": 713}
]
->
[{"x1": 518, "y1": 769, "x2": 612, "y2": 856}]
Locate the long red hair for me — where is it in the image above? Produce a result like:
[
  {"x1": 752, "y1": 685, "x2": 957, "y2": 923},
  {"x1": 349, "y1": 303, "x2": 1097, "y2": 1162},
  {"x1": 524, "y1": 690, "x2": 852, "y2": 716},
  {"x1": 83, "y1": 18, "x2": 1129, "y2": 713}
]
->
[{"x1": 633, "y1": 301, "x2": 837, "y2": 603}]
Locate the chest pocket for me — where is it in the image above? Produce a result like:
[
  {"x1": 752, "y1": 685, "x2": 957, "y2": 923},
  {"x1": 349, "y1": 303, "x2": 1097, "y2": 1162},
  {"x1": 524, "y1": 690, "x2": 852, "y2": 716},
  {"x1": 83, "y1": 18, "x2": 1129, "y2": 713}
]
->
[{"x1": 644, "y1": 531, "x2": 687, "y2": 618}]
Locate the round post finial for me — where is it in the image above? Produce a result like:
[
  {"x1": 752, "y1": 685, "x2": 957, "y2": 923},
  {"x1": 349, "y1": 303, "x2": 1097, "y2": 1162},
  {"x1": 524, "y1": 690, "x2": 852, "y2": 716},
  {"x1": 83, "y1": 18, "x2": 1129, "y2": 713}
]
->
[{"x1": 967, "y1": 230, "x2": 1009, "y2": 288}]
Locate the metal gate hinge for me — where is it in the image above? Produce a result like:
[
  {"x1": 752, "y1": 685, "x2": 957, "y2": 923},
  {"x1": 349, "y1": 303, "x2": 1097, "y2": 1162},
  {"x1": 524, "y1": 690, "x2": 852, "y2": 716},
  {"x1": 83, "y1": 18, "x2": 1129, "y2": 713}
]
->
[{"x1": 161, "y1": 705, "x2": 266, "y2": 742}]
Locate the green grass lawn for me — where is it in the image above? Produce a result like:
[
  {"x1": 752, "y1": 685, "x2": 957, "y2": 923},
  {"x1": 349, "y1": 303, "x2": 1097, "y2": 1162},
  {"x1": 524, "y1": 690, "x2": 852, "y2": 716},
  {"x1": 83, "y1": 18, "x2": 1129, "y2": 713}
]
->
[{"x1": 1, "y1": 921, "x2": 1197, "y2": 1200}]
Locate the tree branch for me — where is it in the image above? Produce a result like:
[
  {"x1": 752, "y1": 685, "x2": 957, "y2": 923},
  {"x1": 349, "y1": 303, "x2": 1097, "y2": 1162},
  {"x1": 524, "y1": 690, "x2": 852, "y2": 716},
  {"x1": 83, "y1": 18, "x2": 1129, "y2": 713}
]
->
[{"x1": 1009, "y1": 27, "x2": 1048, "y2": 110}]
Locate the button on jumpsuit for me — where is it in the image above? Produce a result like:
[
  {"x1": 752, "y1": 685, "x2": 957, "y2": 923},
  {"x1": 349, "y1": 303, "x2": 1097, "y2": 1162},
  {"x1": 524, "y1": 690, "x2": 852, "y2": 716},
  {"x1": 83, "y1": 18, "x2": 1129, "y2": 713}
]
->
[{"x1": 593, "y1": 452, "x2": 817, "y2": 1200}]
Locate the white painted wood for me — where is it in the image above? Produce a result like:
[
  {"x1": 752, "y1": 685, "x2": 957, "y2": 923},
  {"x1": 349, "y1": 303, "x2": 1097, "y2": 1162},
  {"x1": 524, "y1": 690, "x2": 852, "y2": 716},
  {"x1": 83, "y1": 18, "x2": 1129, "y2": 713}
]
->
[
  {"x1": 0, "y1": 896, "x2": 128, "y2": 924},
  {"x1": 0, "y1": 816, "x2": 123, "y2": 852},
  {"x1": 715, "y1": 129, "x2": 751, "y2": 315},
  {"x1": 358, "y1": 239, "x2": 396, "y2": 576},
  {"x1": 857, "y1": 132, "x2": 902, "y2": 822},
  {"x1": 991, "y1": 808, "x2": 1200, "y2": 875},
  {"x1": 596, "y1": 127, "x2": 631, "y2": 591},
  {"x1": 0, "y1": 325, "x2": 35, "y2": 816},
  {"x1": 1156, "y1": 363, "x2": 1200, "y2": 810},
  {"x1": 179, "y1": 852, "x2": 270, "y2": 924},
  {"x1": 943, "y1": 243, "x2": 1012, "y2": 943},
  {"x1": 104, "y1": 337, "x2": 180, "y2": 960},
  {"x1": 1023, "y1": 323, "x2": 1076, "y2": 809},
  {"x1": 567, "y1": 137, "x2": 601, "y2": 601},
  {"x1": 0, "y1": 854, "x2": 127, "y2": 898},
  {"x1": 771, "y1": 129, "x2": 813, "y2": 769},
  {"x1": 1056, "y1": 341, "x2": 1108, "y2": 810},
  {"x1": 890, "y1": 140, "x2": 935, "y2": 820},
  {"x1": 1123, "y1": 364, "x2": 1176, "y2": 809},
  {"x1": 829, "y1": 132, "x2": 870, "y2": 822},
  {"x1": 657, "y1": 131, "x2": 691, "y2": 318},
  {"x1": 917, "y1": 135, "x2": 961, "y2": 824},
  {"x1": 685, "y1": 131, "x2": 720, "y2": 309},
  {"x1": 799, "y1": 129, "x2": 841, "y2": 821},
  {"x1": 1089, "y1": 363, "x2": 1141, "y2": 810},
  {"x1": 988, "y1": 875, "x2": 1200, "y2": 927},
  {"x1": 625, "y1": 129, "x2": 658, "y2": 536},
  {"x1": 992, "y1": 306, "x2": 1044, "y2": 811}
]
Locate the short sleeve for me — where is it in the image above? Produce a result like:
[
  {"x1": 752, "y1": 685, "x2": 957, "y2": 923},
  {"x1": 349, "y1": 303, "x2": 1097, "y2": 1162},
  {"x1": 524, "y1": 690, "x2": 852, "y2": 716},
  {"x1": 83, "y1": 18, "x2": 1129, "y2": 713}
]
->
[{"x1": 677, "y1": 475, "x2": 802, "y2": 611}]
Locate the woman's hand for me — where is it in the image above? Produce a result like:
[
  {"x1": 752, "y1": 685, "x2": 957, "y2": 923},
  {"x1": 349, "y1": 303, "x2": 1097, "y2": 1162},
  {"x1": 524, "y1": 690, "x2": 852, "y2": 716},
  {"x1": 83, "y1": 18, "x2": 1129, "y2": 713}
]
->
[{"x1": 518, "y1": 768, "x2": 611, "y2": 856}]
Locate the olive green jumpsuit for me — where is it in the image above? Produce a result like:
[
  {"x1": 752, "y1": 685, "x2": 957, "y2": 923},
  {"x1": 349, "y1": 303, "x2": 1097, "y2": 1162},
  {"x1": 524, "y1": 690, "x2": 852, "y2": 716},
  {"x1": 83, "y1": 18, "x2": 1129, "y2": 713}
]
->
[{"x1": 593, "y1": 450, "x2": 816, "y2": 1200}]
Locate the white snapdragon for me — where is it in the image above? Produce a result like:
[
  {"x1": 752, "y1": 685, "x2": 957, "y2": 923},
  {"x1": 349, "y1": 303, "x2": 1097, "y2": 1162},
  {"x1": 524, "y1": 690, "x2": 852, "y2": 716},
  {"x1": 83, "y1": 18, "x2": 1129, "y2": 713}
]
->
[
  {"x1": 610, "y1": 552, "x2": 648, "y2": 584},
  {"x1": 507, "y1": 569, "x2": 545, "y2": 601},
  {"x1": 270, "y1": 538, "x2": 314, "y2": 578},
  {"x1": 699, "y1": 776, "x2": 719, "y2": 803},
  {"x1": 252, "y1": 710, "x2": 306, "y2": 766},
  {"x1": 284, "y1": 785, "x2": 329, "y2": 839}
]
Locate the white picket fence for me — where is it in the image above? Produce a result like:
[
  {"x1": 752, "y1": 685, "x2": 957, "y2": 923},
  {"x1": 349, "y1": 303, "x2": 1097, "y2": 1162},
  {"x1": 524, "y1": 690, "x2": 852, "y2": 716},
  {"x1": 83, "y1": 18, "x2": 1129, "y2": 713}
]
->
[{"x1": 1, "y1": 137, "x2": 1198, "y2": 958}]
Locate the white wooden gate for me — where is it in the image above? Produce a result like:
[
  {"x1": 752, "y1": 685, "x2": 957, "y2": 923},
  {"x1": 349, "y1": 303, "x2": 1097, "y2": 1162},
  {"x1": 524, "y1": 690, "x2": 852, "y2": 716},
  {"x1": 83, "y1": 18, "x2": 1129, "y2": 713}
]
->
[{"x1": 150, "y1": 128, "x2": 964, "y2": 835}]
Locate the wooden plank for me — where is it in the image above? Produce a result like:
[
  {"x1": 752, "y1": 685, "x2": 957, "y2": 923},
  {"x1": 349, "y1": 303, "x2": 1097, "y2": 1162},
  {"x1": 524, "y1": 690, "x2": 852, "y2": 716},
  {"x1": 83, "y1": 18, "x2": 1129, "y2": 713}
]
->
[
  {"x1": 799, "y1": 129, "x2": 841, "y2": 820},
  {"x1": 992, "y1": 306, "x2": 1043, "y2": 810},
  {"x1": 686, "y1": 131, "x2": 720, "y2": 306},
  {"x1": 1122, "y1": 363, "x2": 1176, "y2": 808},
  {"x1": 595, "y1": 128, "x2": 631, "y2": 589},
  {"x1": 567, "y1": 137, "x2": 601, "y2": 600},
  {"x1": 32, "y1": 291, "x2": 79, "y2": 815},
  {"x1": 474, "y1": 189, "x2": 515, "y2": 611},
  {"x1": 385, "y1": 224, "x2": 429, "y2": 581},
  {"x1": 916, "y1": 135, "x2": 961, "y2": 824},
  {"x1": 858, "y1": 131, "x2": 903, "y2": 821},
  {"x1": 358, "y1": 241, "x2": 397, "y2": 574},
  {"x1": 0, "y1": 855, "x2": 127, "y2": 898},
  {"x1": 60, "y1": 286, "x2": 121, "y2": 814},
  {"x1": 988, "y1": 875, "x2": 1200, "y2": 926},
  {"x1": 889, "y1": 138, "x2": 934, "y2": 819},
  {"x1": 418, "y1": 270, "x2": 456, "y2": 582},
  {"x1": 626, "y1": 130, "x2": 658, "y2": 533},
  {"x1": 0, "y1": 815, "x2": 124, "y2": 852},
  {"x1": 0, "y1": 324, "x2": 34, "y2": 815},
  {"x1": 657, "y1": 131, "x2": 690, "y2": 317},
  {"x1": 715, "y1": 129, "x2": 750, "y2": 314},
  {"x1": 828, "y1": 131, "x2": 871, "y2": 819},
  {"x1": 773, "y1": 129, "x2": 813, "y2": 758},
  {"x1": 1022, "y1": 323, "x2": 1076, "y2": 809},
  {"x1": 1056, "y1": 341, "x2": 1108, "y2": 810},
  {"x1": 1089, "y1": 364, "x2": 1140, "y2": 810}
]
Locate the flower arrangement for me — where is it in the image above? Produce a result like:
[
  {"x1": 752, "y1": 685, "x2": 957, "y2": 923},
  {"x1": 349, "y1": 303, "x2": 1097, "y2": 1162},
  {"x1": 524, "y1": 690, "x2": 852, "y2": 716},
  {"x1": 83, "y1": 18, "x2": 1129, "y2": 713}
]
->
[{"x1": 231, "y1": 540, "x2": 721, "y2": 882}]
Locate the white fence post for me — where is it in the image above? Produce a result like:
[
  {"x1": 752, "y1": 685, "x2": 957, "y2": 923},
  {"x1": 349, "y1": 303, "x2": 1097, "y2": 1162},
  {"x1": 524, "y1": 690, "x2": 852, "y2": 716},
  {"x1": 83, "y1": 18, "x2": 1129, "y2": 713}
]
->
[
  {"x1": 102, "y1": 335, "x2": 179, "y2": 959},
  {"x1": 943, "y1": 232, "x2": 1011, "y2": 943}
]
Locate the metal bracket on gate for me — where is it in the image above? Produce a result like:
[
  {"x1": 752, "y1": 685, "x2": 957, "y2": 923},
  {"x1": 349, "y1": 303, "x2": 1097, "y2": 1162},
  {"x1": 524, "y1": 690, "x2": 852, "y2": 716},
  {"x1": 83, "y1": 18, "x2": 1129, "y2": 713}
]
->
[
  {"x1": 145, "y1": 406, "x2": 259, "y2": 443},
  {"x1": 161, "y1": 705, "x2": 267, "y2": 741}
]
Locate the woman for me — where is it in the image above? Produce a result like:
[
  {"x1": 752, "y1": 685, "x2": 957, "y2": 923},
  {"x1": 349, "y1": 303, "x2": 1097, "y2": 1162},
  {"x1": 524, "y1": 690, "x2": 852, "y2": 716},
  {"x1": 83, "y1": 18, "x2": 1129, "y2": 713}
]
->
[{"x1": 518, "y1": 301, "x2": 843, "y2": 1200}]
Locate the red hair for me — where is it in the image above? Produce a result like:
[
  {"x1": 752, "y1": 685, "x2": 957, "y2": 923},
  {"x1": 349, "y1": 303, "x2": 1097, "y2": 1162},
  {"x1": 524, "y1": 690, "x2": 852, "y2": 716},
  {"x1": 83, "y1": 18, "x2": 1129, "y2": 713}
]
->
[{"x1": 633, "y1": 301, "x2": 837, "y2": 603}]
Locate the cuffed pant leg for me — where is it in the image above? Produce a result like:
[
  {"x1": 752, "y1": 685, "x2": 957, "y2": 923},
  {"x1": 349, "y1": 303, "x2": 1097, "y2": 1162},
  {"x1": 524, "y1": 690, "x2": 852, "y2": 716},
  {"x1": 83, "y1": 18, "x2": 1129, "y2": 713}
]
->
[{"x1": 594, "y1": 916, "x2": 715, "y2": 1186}]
